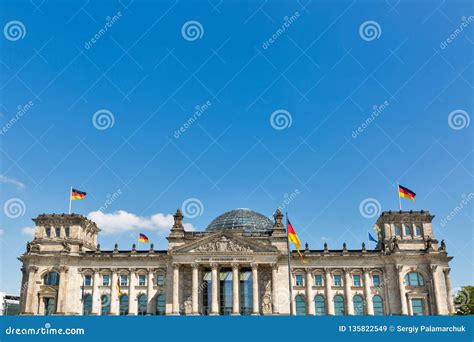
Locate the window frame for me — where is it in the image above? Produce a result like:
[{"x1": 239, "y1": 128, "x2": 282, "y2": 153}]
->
[
  {"x1": 82, "y1": 294, "x2": 93, "y2": 315},
  {"x1": 314, "y1": 274, "x2": 323, "y2": 287},
  {"x1": 295, "y1": 295, "x2": 306, "y2": 315},
  {"x1": 353, "y1": 295, "x2": 365, "y2": 315},
  {"x1": 120, "y1": 274, "x2": 129, "y2": 287},
  {"x1": 156, "y1": 274, "x2": 165, "y2": 286},
  {"x1": 155, "y1": 294, "x2": 166, "y2": 316},
  {"x1": 102, "y1": 274, "x2": 110, "y2": 286},
  {"x1": 138, "y1": 274, "x2": 146, "y2": 286},
  {"x1": 295, "y1": 274, "x2": 304, "y2": 287},
  {"x1": 333, "y1": 274, "x2": 342, "y2": 287},
  {"x1": 411, "y1": 298, "x2": 424, "y2": 316},
  {"x1": 314, "y1": 295, "x2": 326, "y2": 315},
  {"x1": 137, "y1": 294, "x2": 147, "y2": 315},
  {"x1": 333, "y1": 295, "x2": 345, "y2": 315},
  {"x1": 353, "y1": 274, "x2": 362, "y2": 287},
  {"x1": 55, "y1": 227, "x2": 61, "y2": 238},
  {"x1": 373, "y1": 295, "x2": 384, "y2": 315},
  {"x1": 372, "y1": 274, "x2": 381, "y2": 286}
]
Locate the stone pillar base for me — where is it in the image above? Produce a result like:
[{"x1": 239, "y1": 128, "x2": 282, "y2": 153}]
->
[
  {"x1": 230, "y1": 312, "x2": 240, "y2": 316},
  {"x1": 209, "y1": 312, "x2": 219, "y2": 316}
]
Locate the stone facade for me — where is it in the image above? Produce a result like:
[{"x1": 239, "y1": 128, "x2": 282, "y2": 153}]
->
[{"x1": 18, "y1": 209, "x2": 454, "y2": 316}]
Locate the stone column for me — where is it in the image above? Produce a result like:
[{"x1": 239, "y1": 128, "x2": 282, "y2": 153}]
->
[
  {"x1": 363, "y1": 268, "x2": 374, "y2": 315},
  {"x1": 430, "y1": 265, "x2": 442, "y2": 315},
  {"x1": 344, "y1": 268, "x2": 353, "y2": 315},
  {"x1": 91, "y1": 269, "x2": 100, "y2": 315},
  {"x1": 192, "y1": 263, "x2": 199, "y2": 315},
  {"x1": 128, "y1": 269, "x2": 137, "y2": 315},
  {"x1": 306, "y1": 268, "x2": 315, "y2": 315},
  {"x1": 231, "y1": 263, "x2": 240, "y2": 315},
  {"x1": 56, "y1": 266, "x2": 69, "y2": 314},
  {"x1": 324, "y1": 268, "x2": 334, "y2": 315},
  {"x1": 146, "y1": 268, "x2": 154, "y2": 315},
  {"x1": 110, "y1": 270, "x2": 118, "y2": 315},
  {"x1": 210, "y1": 263, "x2": 219, "y2": 315},
  {"x1": 24, "y1": 266, "x2": 38, "y2": 314},
  {"x1": 251, "y1": 263, "x2": 259, "y2": 315},
  {"x1": 396, "y1": 265, "x2": 408, "y2": 315},
  {"x1": 443, "y1": 268, "x2": 454, "y2": 314},
  {"x1": 172, "y1": 263, "x2": 180, "y2": 315},
  {"x1": 271, "y1": 264, "x2": 278, "y2": 314}
]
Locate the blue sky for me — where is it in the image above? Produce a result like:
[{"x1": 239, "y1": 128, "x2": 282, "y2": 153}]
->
[{"x1": 0, "y1": 0, "x2": 472, "y2": 295}]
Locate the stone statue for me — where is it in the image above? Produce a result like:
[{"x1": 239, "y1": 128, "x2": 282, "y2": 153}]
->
[{"x1": 439, "y1": 239, "x2": 446, "y2": 251}]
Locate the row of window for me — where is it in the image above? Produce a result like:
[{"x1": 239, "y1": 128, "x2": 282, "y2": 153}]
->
[
  {"x1": 82, "y1": 274, "x2": 166, "y2": 287},
  {"x1": 44, "y1": 227, "x2": 70, "y2": 238},
  {"x1": 294, "y1": 294, "x2": 384, "y2": 315},
  {"x1": 295, "y1": 274, "x2": 381, "y2": 287},
  {"x1": 393, "y1": 224, "x2": 423, "y2": 237},
  {"x1": 82, "y1": 294, "x2": 166, "y2": 316}
]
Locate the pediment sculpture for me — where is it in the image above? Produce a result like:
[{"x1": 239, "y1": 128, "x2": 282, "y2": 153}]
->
[{"x1": 194, "y1": 236, "x2": 252, "y2": 252}]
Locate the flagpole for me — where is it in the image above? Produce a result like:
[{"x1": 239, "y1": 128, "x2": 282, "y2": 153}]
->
[
  {"x1": 285, "y1": 212, "x2": 294, "y2": 316},
  {"x1": 397, "y1": 182, "x2": 402, "y2": 211},
  {"x1": 68, "y1": 186, "x2": 72, "y2": 214}
]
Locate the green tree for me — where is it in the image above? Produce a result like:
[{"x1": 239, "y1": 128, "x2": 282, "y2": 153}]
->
[{"x1": 454, "y1": 286, "x2": 474, "y2": 315}]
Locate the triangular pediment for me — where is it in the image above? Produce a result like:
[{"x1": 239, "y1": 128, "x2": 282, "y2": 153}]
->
[{"x1": 172, "y1": 232, "x2": 277, "y2": 254}]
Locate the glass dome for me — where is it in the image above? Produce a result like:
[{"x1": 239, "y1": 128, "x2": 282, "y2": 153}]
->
[{"x1": 206, "y1": 209, "x2": 273, "y2": 233}]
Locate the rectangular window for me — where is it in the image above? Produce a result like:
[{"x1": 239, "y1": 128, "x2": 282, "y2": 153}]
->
[
  {"x1": 120, "y1": 275, "x2": 128, "y2": 286},
  {"x1": 65, "y1": 227, "x2": 70, "y2": 237},
  {"x1": 156, "y1": 274, "x2": 165, "y2": 286},
  {"x1": 353, "y1": 275, "x2": 361, "y2": 287},
  {"x1": 333, "y1": 275, "x2": 342, "y2": 287},
  {"x1": 372, "y1": 275, "x2": 381, "y2": 286},
  {"x1": 84, "y1": 275, "x2": 92, "y2": 286},
  {"x1": 295, "y1": 274, "x2": 304, "y2": 286},
  {"x1": 55, "y1": 227, "x2": 61, "y2": 237},
  {"x1": 411, "y1": 299, "x2": 424, "y2": 316},
  {"x1": 45, "y1": 228, "x2": 51, "y2": 237},
  {"x1": 102, "y1": 275, "x2": 110, "y2": 286},
  {"x1": 138, "y1": 274, "x2": 146, "y2": 286},
  {"x1": 314, "y1": 275, "x2": 323, "y2": 286}
]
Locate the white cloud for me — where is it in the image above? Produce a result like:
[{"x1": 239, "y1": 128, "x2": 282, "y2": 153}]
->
[
  {"x1": 0, "y1": 229, "x2": 4, "y2": 236},
  {"x1": 87, "y1": 210, "x2": 195, "y2": 235},
  {"x1": 0, "y1": 175, "x2": 25, "y2": 190},
  {"x1": 21, "y1": 227, "x2": 35, "y2": 237}
]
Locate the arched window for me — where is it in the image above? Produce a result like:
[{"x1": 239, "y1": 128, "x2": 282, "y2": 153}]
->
[
  {"x1": 373, "y1": 295, "x2": 384, "y2": 315},
  {"x1": 314, "y1": 295, "x2": 326, "y2": 315},
  {"x1": 394, "y1": 226, "x2": 401, "y2": 236},
  {"x1": 415, "y1": 225, "x2": 422, "y2": 236},
  {"x1": 44, "y1": 271, "x2": 59, "y2": 286},
  {"x1": 82, "y1": 294, "x2": 92, "y2": 315},
  {"x1": 404, "y1": 272, "x2": 425, "y2": 286},
  {"x1": 119, "y1": 295, "x2": 129, "y2": 315},
  {"x1": 137, "y1": 294, "x2": 147, "y2": 315},
  {"x1": 404, "y1": 225, "x2": 412, "y2": 236},
  {"x1": 295, "y1": 295, "x2": 306, "y2": 315},
  {"x1": 101, "y1": 295, "x2": 110, "y2": 316},
  {"x1": 333, "y1": 295, "x2": 345, "y2": 315},
  {"x1": 155, "y1": 294, "x2": 165, "y2": 315},
  {"x1": 353, "y1": 295, "x2": 365, "y2": 315}
]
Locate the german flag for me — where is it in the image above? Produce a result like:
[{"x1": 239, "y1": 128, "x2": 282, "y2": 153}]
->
[
  {"x1": 287, "y1": 219, "x2": 302, "y2": 257},
  {"x1": 71, "y1": 188, "x2": 86, "y2": 200},
  {"x1": 138, "y1": 233, "x2": 149, "y2": 243},
  {"x1": 399, "y1": 184, "x2": 416, "y2": 201}
]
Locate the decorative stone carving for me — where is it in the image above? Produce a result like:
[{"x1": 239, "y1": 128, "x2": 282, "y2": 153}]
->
[
  {"x1": 262, "y1": 294, "x2": 272, "y2": 314},
  {"x1": 194, "y1": 236, "x2": 252, "y2": 252}
]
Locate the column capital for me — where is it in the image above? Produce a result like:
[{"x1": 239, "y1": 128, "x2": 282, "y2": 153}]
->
[
  {"x1": 211, "y1": 263, "x2": 219, "y2": 270},
  {"x1": 343, "y1": 267, "x2": 352, "y2": 274},
  {"x1": 147, "y1": 267, "x2": 155, "y2": 273},
  {"x1": 191, "y1": 263, "x2": 199, "y2": 270},
  {"x1": 251, "y1": 263, "x2": 258, "y2": 271},
  {"x1": 231, "y1": 263, "x2": 239, "y2": 271},
  {"x1": 395, "y1": 264, "x2": 404, "y2": 272},
  {"x1": 58, "y1": 265, "x2": 69, "y2": 273},
  {"x1": 271, "y1": 263, "x2": 278, "y2": 271},
  {"x1": 443, "y1": 267, "x2": 451, "y2": 274},
  {"x1": 324, "y1": 267, "x2": 332, "y2": 274},
  {"x1": 28, "y1": 266, "x2": 38, "y2": 273},
  {"x1": 172, "y1": 263, "x2": 180, "y2": 270}
]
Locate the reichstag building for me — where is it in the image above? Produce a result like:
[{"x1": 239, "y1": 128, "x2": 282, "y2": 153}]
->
[{"x1": 19, "y1": 208, "x2": 454, "y2": 316}]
